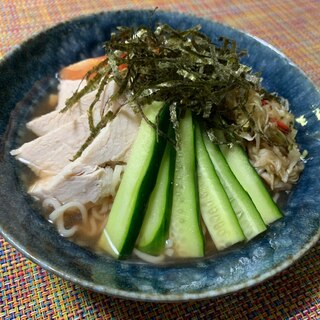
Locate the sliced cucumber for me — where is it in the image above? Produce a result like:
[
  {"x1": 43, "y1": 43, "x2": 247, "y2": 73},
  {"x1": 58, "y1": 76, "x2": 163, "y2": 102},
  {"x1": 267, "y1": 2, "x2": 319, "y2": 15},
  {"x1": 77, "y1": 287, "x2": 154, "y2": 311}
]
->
[
  {"x1": 220, "y1": 143, "x2": 282, "y2": 225},
  {"x1": 102, "y1": 101, "x2": 168, "y2": 258},
  {"x1": 195, "y1": 124, "x2": 245, "y2": 250},
  {"x1": 97, "y1": 229, "x2": 119, "y2": 258},
  {"x1": 136, "y1": 140, "x2": 175, "y2": 255},
  {"x1": 202, "y1": 132, "x2": 267, "y2": 240},
  {"x1": 168, "y1": 110, "x2": 204, "y2": 257}
]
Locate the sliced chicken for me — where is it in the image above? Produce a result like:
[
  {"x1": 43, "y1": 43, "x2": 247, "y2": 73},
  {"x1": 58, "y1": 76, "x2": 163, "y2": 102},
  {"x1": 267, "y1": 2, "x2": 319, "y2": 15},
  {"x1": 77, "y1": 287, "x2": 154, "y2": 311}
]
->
[
  {"x1": 56, "y1": 79, "x2": 85, "y2": 110},
  {"x1": 30, "y1": 165, "x2": 115, "y2": 204},
  {"x1": 24, "y1": 105, "x2": 140, "y2": 203},
  {"x1": 27, "y1": 80, "x2": 120, "y2": 136},
  {"x1": 11, "y1": 103, "x2": 140, "y2": 177},
  {"x1": 12, "y1": 74, "x2": 142, "y2": 205},
  {"x1": 76, "y1": 104, "x2": 140, "y2": 167},
  {"x1": 11, "y1": 115, "x2": 90, "y2": 176}
]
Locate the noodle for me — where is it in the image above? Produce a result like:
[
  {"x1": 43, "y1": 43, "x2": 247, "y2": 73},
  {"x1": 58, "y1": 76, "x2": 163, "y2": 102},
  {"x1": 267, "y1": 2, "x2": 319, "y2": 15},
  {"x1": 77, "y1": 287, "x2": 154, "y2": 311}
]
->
[
  {"x1": 133, "y1": 249, "x2": 165, "y2": 264},
  {"x1": 47, "y1": 201, "x2": 88, "y2": 237},
  {"x1": 48, "y1": 201, "x2": 88, "y2": 224},
  {"x1": 91, "y1": 203, "x2": 110, "y2": 221},
  {"x1": 85, "y1": 215, "x2": 98, "y2": 237},
  {"x1": 55, "y1": 217, "x2": 79, "y2": 238},
  {"x1": 42, "y1": 198, "x2": 61, "y2": 210}
]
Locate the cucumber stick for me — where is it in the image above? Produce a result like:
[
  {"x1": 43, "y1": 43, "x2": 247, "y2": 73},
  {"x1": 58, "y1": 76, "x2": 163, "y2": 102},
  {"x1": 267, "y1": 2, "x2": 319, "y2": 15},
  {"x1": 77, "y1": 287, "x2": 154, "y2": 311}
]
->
[
  {"x1": 195, "y1": 124, "x2": 245, "y2": 250},
  {"x1": 202, "y1": 132, "x2": 267, "y2": 240},
  {"x1": 103, "y1": 101, "x2": 168, "y2": 258},
  {"x1": 136, "y1": 141, "x2": 175, "y2": 255},
  {"x1": 220, "y1": 143, "x2": 282, "y2": 225},
  {"x1": 169, "y1": 110, "x2": 204, "y2": 257}
]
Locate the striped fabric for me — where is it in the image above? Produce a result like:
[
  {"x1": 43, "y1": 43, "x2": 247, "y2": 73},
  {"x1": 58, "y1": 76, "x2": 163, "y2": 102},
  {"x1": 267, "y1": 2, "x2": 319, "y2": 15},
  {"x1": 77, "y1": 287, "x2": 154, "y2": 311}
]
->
[{"x1": 0, "y1": 1, "x2": 319, "y2": 319}]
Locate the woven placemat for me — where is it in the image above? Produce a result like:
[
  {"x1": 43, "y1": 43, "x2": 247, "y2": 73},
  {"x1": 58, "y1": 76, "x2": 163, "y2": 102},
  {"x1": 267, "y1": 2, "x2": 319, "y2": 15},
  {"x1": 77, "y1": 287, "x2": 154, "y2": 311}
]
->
[
  {"x1": 1, "y1": 0, "x2": 319, "y2": 86},
  {"x1": 0, "y1": 1, "x2": 319, "y2": 319},
  {"x1": 1, "y1": 237, "x2": 319, "y2": 319}
]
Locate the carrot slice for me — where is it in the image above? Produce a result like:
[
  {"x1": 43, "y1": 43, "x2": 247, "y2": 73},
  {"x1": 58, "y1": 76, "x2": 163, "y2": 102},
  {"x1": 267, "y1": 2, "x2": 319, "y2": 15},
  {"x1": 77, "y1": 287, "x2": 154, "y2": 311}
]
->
[{"x1": 59, "y1": 56, "x2": 106, "y2": 80}]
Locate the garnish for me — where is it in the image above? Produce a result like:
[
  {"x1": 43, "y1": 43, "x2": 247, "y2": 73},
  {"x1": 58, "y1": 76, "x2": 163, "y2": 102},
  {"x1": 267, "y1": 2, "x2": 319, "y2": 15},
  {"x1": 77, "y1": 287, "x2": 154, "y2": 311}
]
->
[{"x1": 61, "y1": 24, "x2": 270, "y2": 159}]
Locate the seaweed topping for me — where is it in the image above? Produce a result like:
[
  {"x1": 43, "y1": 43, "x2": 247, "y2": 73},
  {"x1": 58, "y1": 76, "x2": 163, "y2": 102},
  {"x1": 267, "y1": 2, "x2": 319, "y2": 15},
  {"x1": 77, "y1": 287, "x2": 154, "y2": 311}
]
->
[{"x1": 62, "y1": 24, "x2": 267, "y2": 158}]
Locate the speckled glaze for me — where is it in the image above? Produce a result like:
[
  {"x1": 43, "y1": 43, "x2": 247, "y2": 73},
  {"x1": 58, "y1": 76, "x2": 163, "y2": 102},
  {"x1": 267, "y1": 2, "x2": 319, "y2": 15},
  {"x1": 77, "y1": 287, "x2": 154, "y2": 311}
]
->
[{"x1": 0, "y1": 10, "x2": 319, "y2": 302}]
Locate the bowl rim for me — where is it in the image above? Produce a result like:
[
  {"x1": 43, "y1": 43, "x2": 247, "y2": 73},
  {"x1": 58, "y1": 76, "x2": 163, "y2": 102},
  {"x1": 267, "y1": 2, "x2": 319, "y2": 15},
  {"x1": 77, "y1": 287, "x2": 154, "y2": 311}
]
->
[{"x1": 0, "y1": 9, "x2": 319, "y2": 302}]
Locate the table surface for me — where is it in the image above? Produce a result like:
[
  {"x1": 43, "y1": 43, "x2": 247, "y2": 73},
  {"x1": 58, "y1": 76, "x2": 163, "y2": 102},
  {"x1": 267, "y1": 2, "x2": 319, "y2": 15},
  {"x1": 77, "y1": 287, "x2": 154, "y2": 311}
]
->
[{"x1": 0, "y1": 0, "x2": 319, "y2": 319}]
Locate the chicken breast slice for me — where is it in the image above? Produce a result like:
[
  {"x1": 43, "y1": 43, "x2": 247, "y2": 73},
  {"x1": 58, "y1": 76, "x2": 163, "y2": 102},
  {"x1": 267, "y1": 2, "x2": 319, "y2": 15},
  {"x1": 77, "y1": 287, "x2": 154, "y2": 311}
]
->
[
  {"x1": 11, "y1": 103, "x2": 140, "y2": 177},
  {"x1": 24, "y1": 104, "x2": 140, "y2": 203},
  {"x1": 29, "y1": 165, "x2": 116, "y2": 204},
  {"x1": 76, "y1": 104, "x2": 141, "y2": 167},
  {"x1": 56, "y1": 79, "x2": 84, "y2": 110},
  {"x1": 27, "y1": 80, "x2": 120, "y2": 136},
  {"x1": 11, "y1": 115, "x2": 90, "y2": 177}
]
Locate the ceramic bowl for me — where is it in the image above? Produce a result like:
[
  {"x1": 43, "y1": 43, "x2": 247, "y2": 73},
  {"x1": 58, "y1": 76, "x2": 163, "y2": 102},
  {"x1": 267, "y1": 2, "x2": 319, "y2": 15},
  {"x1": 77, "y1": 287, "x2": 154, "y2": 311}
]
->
[{"x1": 0, "y1": 10, "x2": 319, "y2": 301}]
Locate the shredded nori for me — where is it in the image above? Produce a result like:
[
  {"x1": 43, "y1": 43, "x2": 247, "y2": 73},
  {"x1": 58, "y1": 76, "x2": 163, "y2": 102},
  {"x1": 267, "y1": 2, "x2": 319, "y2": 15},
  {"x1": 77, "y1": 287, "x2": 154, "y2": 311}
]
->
[{"x1": 62, "y1": 24, "x2": 262, "y2": 159}]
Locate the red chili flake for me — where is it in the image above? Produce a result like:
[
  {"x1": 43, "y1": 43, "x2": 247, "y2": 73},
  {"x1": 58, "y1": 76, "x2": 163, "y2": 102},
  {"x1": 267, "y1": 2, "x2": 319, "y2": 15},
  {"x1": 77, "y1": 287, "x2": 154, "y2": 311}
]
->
[
  {"x1": 118, "y1": 63, "x2": 128, "y2": 72},
  {"x1": 119, "y1": 52, "x2": 127, "y2": 59},
  {"x1": 270, "y1": 117, "x2": 290, "y2": 134}
]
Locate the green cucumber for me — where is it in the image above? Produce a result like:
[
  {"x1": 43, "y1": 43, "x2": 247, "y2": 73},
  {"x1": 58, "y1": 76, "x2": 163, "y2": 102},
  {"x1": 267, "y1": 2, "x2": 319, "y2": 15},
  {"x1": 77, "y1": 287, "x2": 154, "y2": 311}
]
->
[
  {"x1": 195, "y1": 124, "x2": 245, "y2": 250},
  {"x1": 202, "y1": 132, "x2": 267, "y2": 240},
  {"x1": 136, "y1": 141, "x2": 175, "y2": 255},
  {"x1": 220, "y1": 143, "x2": 282, "y2": 225},
  {"x1": 102, "y1": 101, "x2": 168, "y2": 258},
  {"x1": 168, "y1": 110, "x2": 204, "y2": 257},
  {"x1": 97, "y1": 229, "x2": 119, "y2": 258}
]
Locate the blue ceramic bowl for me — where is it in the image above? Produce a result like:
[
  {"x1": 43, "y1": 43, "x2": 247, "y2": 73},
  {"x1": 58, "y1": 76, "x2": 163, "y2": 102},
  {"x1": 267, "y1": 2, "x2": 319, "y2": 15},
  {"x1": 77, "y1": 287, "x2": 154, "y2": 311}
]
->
[{"x1": 0, "y1": 10, "x2": 319, "y2": 301}]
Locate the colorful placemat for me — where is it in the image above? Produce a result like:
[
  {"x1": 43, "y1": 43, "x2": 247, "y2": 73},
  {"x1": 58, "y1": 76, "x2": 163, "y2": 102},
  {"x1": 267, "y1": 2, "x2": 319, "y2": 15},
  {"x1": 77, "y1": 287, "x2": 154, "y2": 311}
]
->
[
  {"x1": 1, "y1": 0, "x2": 319, "y2": 319},
  {"x1": 1, "y1": 237, "x2": 319, "y2": 319}
]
